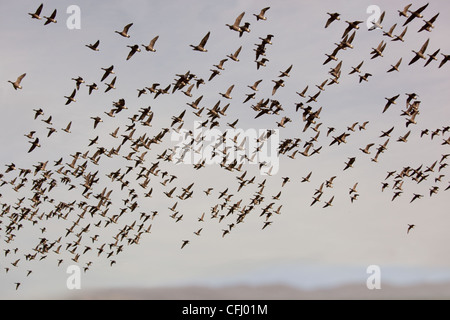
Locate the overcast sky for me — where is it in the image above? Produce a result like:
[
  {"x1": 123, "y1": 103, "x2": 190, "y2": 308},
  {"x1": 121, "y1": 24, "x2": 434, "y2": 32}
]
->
[{"x1": 1, "y1": 0, "x2": 450, "y2": 299}]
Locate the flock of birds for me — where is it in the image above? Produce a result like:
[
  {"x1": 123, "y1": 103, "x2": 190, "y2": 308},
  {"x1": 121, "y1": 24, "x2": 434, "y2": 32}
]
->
[{"x1": 1, "y1": 3, "x2": 449, "y2": 292}]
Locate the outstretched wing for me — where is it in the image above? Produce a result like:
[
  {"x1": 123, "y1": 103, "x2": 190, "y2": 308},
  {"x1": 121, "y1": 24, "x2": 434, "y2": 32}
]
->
[
  {"x1": 234, "y1": 12, "x2": 245, "y2": 26},
  {"x1": 199, "y1": 31, "x2": 210, "y2": 47},
  {"x1": 123, "y1": 23, "x2": 133, "y2": 33},
  {"x1": 17, "y1": 73, "x2": 26, "y2": 84},
  {"x1": 150, "y1": 35, "x2": 159, "y2": 47},
  {"x1": 35, "y1": 3, "x2": 44, "y2": 15},
  {"x1": 419, "y1": 38, "x2": 430, "y2": 54}
]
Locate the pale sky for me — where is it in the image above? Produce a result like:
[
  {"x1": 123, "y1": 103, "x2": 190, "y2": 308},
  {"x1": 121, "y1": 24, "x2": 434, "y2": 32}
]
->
[{"x1": 1, "y1": 0, "x2": 450, "y2": 299}]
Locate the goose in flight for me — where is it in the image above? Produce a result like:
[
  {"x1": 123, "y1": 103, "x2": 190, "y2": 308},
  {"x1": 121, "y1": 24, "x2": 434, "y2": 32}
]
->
[
  {"x1": 359, "y1": 73, "x2": 372, "y2": 83},
  {"x1": 87, "y1": 83, "x2": 98, "y2": 95},
  {"x1": 62, "y1": 121, "x2": 72, "y2": 133},
  {"x1": 301, "y1": 171, "x2": 312, "y2": 183},
  {"x1": 439, "y1": 54, "x2": 450, "y2": 68},
  {"x1": 272, "y1": 79, "x2": 285, "y2": 95},
  {"x1": 64, "y1": 89, "x2": 77, "y2": 105},
  {"x1": 72, "y1": 76, "x2": 85, "y2": 90},
  {"x1": 255, "y1": 58, "x2": 269, "y2": 70},
  {"x1": 115, "y1": 23, "x2": 133, "y2": 38},
  {"x1": 397, "y1": 130, "x2": 411, "y2": 143},
  {"x1": 370, "y1": 40, "x2": 387, "y2": 59},
  {"x1": 359, "y1": 143, "x2": 374, "y2": 154},
  {"x1": 410, "y1": 193, "x2": 423, "y2": 203},
  {"x1": 368, "y1": 10, "x2": 385, "y2": 31},
  {"x1": 227, "y1": 46, "x2": 242, "y2": 62},
  {"x1": 392, "y1": 26, "x2": 408, "y2": 42},
  {"x1": 28, "y1": 138, "x2": 41, "y2": 153},
  {"x1": 100, "y1": 65, "x2": 114, "y2": 82},
  {"x1": 239, "y1": 22, "x2": 251, "y2": 37},
  {"x1": 25, "y1": 131, "x2": 36, "y2": 139},
  {"x1": 8, "y1": 73, "x2": 26, "y2": 90},
  {"x1": 316, "y1": 79, "x2": 328, "y2": 91},
  {"x1": 409, "y1": 38, "x2": 430, "y2": 65},
  {"x1": 43, "y1": 9, "x2": 57, "y2": 25},
  {"x1": 226, "y1": 12, "x2": 245, "y2": 32},
  {"x1": 105, "y1": 76, "x2": 117, "y2": 93},
  {"x1": 86, "y1": 40, "x2": 100, "y2": 51},
  {"x1": 325, "y1": 12, "x2": 340, "y2": 28},
  {"x1": 349, "y1": 61, "x2": 364, "y2": 75},
  {"x1": 323, "y1": 196, "x2": 334, "y2": 208},
  {"x1": 387, "y1": 58, "x2": 402, "y2": 73},
  {"x1": 418, "y1": 13, "x2": 439, "y2": 32},
  {"x1": 126, "y1": 45, "x2": 141, "y2": 60},
  {"x1": 349, "y1": 183, "x2": 358, "y2": 195},
  {"x1": 296, "y1": 85, "x2": 308, "y2": 98},
  {"x1": 344, "y1": 157, "x2": 356, "y2": 170},
  {"x1": 208, "y1": 69, "x2": 220, "y2": 81},
  {"x1": 383, "y1": 94, "x2": 400, "y2": 113},
  {"x1": 279, "y1": 65, "x2": 293, "y2": 77},
  {"x1": 398, "y1": 4, "x2": 412, "y2": 17},
  {"x1": 424, "y1": 49, "x2": 440, "y2": 67},
  {"x1": 142, "y1": 36, "x2": 159, "y2": 52},
  {"x1": 181, "y1": 240, "x2": 190, "y2": 249},
  {"x1": 380, "y1": 127, "x2": 394, "y2": 138},
  {"x1": 306, "y1": 91, "x2": 321, "y2": 103},
  {"x1": 342, "y1": 20, "x2": 363, "y2": 38},
  {"x1": 28, "y1": 3, "x2": 44, "y2": 19},
  {"x1": 254, "y1": 7, "x2": 270, "y2": 21},
  {"x1": 248, "y1": 79, "x2": 262, "y2": 91},
  {"x1": 402, "y1": 3, "x2": 429, "y2": 26},
  {"x1": 219, "y1": 85, "x2": 234, "y2": 99},
  {"x1": 190, "y1": 31, "x2": 210, "y2": 52},
  {"x1": 383, "y1": 23, "x2": 397, "y2": 38},
  {"x1": 323, "y1": 47, "x2": 340, "y2": 65},
  {"x1": 213, "y1": 59, "x2": 228, "y2": 70}
]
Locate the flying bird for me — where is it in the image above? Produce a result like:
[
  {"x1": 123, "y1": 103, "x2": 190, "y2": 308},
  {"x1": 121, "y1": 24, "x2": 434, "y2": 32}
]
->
[
  {"x1": 402, "y1": 3, "x2": 429, "y2": 26},
  {"x1": 368, "y1": 10, "x2": 385, "y2": 31},
  {"x1": 43, "y1": 9, "x2": 57, "y2": 25},
  {"x1": 105, "y1": 77, "x2": 117, "y2": 93},
  {"x1": 226, "y1": 12, "x2": 245, "y2": 32},
  {"x1": 64, "y1": 89, "x2": 77, "y2": 105},
  {"x1": 383, "y1": 94, "x2": 400, "y2": 113},
  {"x1": 227, "y1": 46, "x2": 242, "y2": 62},
  {"x1": 424, "y1": 49, "x2": 440, "y2": 67},
  {"x1": 126, "y1": 45, "x2": 141, "y2": 60},
  {"x1": 190, "y1": 32, "x2": 210, "y2": 52},
  {"x1": 439, "y1": 54, "x2": 450, "y2": 68},
  {"x1": 325, "y1": 12, "x2": 340, "y2": 28},
  {"x1": 387, "y1": 58, "x2": 402, "y2": 73},
  {"x1": 115, "y1": 23, "x2": 133, "y2": 38},
  {"x1": 279, "y1": 65, "x2": 293, "y2": 77},
  {"x1": 142, "y1": 36, "x2": 159, "y2": 52},
  {"x1": 28, "y1": 138, "x2": 41, "y2": 153},
  {"x1": 418, "y1": 13, "x2": 439, "y2": 32},
  {"x1": 8, "y1": 73, "x2": 26, "y2": 90},
  {"x1": 28, "y1": 3, "x2": 44, "y2": 20},
  {"x1": 409, "y1": 38, "x2": 430, "y2": 65},
  {"x1": 342, "y1": 20, "x2": 363, "y2": 38},
  {"x1": 254, "y1": 7, "x2": 270, "y2": 21},
  {"x1": 100, "y1": 65, "x2": 115, "y2": 82},
  {"x1": 86, "y1": 40, "x2": 100, "y2": 51}
]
